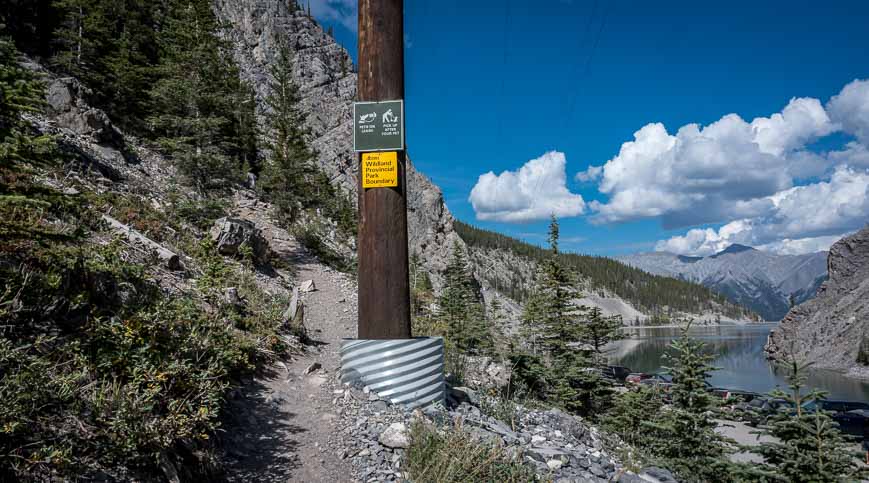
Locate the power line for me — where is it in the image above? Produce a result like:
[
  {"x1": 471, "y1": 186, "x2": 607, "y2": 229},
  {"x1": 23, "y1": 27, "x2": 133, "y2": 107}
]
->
[
  {"x1": 494, "y1": 0, "x2": 512, "y2": 148},
  {"x1": 563, "y1": 0, "x2": 610, "y2": 133}
]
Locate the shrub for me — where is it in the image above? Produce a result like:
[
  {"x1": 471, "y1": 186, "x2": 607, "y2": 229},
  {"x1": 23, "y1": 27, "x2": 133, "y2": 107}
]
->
[{"x1": 404, "y1": 420, "x2": 539, "y2": 483}]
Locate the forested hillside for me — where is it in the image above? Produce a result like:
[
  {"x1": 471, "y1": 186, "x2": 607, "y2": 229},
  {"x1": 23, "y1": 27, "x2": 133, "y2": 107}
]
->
[
  {"x1": 0, "y1": 1, "x2": 353, "y2": 479},
  {"x1": 455, "y1": 221, "x2": 758, "y2": 321}
]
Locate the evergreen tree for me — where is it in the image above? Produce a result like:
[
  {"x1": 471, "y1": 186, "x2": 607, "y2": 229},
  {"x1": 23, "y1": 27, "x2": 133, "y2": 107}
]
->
[
  {"x1": 516, "y1": 216, "x2": 615, "y2": 416},
  {"x1": 437, "y1": 242, "x2": 491, "y2": 355},
  {"x1": 52, "y1": 0, "x2": 160, "y2": 130},
  {"x1": 645, "y1": 326, "x2": 735, "y2": 482},
  {"x1": 1, "y1": 34, "x2": 49, "y2": 163},
  {"x1": 582, "y1": 306, "x2": 624, "y2": 367},
  {"x1": 410, "y1": 252, "x2": 434, "y2": 318},
  {"x1": 536, "y1": 216, "x2": 585, "y2": 360},
  {"x1": 148, "y1": 0, "x2": 247, "y2": 191},
  {"x1": 603, "y1": 385, "x2": 663, "y2": 449},
  {"x1": 755, "y1": 358, "x2": 866, "y2": 482},
  {"x1": 259, "y1": 42, "x2": 316, "y2": 220}
]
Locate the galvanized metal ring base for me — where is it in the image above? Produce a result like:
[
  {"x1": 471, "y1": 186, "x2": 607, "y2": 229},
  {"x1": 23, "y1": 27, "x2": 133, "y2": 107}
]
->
[{"x1": 340, "y1": 336, "x2": 445, "y2": 409}]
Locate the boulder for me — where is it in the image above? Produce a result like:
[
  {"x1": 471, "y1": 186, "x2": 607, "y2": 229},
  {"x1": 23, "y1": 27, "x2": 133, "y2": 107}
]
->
[
  {"x1": 303, "y1": 362, "x2": 321, "y2": 375},
  {"x1": 639, "y1": 466, "x2": 678, "y2": 483},
  {"x1": 299, "y1": 279, "x2": 316, "y2": 292},
  {"x1": 463, "y1": 355, "x2": 511, "y2": 389},
  {"x1": 546, "y1": 459, "x2": 563, "y2": 471},
  {"x1": 46, "y1": 77, "x2": 125, "y2": 149},
  {"x1": 378, "y1": 422, "x2": 410, "y2": 449},
  {"x1": 210, "y1": 217, "x2": 269, "y2": 264},
  {"x1": 448, "y1": 386, "x2": 479, "y2": 407},
  {"x1": 224, "y1": 287, "x2": 243, "y2": 307}
]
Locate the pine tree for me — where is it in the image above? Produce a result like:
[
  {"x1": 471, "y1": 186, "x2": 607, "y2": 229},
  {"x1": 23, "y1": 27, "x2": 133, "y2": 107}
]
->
[
  {"x1": 755, "y1": 358, "x2": 866, "y2": 482},
  {"x1": 437, "y1": 242, "x2": 491, "y2": 355},
  {"x1": 582, "y1": 306, "x2": 623, "y2": 367},
  {"x1": 0, "y1": 34, "x2": 48, "y2": 162},
  {"x1": 259, "y1": 41, "x2": 316, "y2": 221},
  {"x1": 410, "y1": 252, "x2": 434, "y2": 318},
  {"x1": 645, "y1": 325, "x2": 735, "y2": 482},
  {"x1": 52, "y1": 0, "x2": 160, "y2": 130},
  {"x1": 603, "y1": 385, "x2": 663, "y2": 449},
  {"x1": 148, "y1": 0, "x2": 246, "y2": 191},
  {"x1": 536, "y1": 216, "x2": 585, "y2": 360}
]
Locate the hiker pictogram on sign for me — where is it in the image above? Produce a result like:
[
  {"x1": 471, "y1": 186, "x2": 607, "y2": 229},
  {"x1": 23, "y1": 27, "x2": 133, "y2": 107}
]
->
[{"x1": 353, "y1": 100, "x2": 404, "y2": 152}]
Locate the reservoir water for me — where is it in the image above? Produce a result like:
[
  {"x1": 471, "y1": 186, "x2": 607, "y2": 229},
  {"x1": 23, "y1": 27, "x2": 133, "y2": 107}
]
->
[{"x1": 610, "y1": 323, "x2": 869, "y2": 403}]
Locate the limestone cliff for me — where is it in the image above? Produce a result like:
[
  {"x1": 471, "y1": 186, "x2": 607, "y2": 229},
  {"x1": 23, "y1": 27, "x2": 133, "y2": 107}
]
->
[
  {"x1": 212, "y1": 1, "x2": 462, "y2": 288},
  {"x1": 766, "y1": 227, "x2": 869, "y2": 378}
]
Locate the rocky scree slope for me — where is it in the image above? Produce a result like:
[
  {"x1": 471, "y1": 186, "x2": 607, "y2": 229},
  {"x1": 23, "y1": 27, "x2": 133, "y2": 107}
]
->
[
  {"x1": 213, "y1": 0, "x2": 462, "y2": 289},
  {"x1": 765, "y1": 227, "x2": 869, "y2": 378},
  {"x1": 619, "y1": 245, "x2": 828, "y2": 321}
]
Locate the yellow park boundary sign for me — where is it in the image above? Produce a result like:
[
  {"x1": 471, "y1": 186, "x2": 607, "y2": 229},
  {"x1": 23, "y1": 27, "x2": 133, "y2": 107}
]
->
[{"x1": 362, "y1": 151, "x2": 399, "y2": 188}]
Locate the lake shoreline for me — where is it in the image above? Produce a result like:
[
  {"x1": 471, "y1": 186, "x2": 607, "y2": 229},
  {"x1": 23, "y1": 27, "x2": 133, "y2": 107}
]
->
[
  {"x1": 622, "y1": 322, "x2": 778, "y2": 330},
  {"x1": 612, "y1": 324, "x2": 869, "y2": 402}
]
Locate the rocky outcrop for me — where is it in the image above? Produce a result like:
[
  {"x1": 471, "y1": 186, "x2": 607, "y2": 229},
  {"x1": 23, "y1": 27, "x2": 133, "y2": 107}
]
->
[
  {"x1": 210, "y1": 217, "x2": 270, "y2": 264},
  {"x1": 766, "y1": 227, "x2": 869, "y2": 377},
  {"x1": 212, "y1": 1, "x2": 463, "y2": 289}
]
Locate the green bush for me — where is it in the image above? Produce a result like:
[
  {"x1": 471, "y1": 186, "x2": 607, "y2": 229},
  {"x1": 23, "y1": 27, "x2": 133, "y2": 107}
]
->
[{"x1": 404, "y1": 420, "x2": 540, "y2": 483}]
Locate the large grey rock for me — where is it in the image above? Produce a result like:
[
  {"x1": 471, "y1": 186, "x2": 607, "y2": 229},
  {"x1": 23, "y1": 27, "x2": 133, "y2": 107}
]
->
[
  {"x1": 46, "y1": 77, "x2": 125, "y2": 148},
  {"x1": 766, "y1": 227, "x2": 869, "y2": 377},
  {"x1": 463, "y1": 355, "x2": 512, "y2": 389},
  {"x1": 378, "y1": 422, "x2": 409, "y2": 449},
  {"x1": 639, "y1": 466, "x2": 678, "y2": 483},
  {"x1": 212, "y1": 0, "x2": 465, "y2": 290},
  {"x1": 210, "y1": 217, "x2": 270, "y2": 264}
]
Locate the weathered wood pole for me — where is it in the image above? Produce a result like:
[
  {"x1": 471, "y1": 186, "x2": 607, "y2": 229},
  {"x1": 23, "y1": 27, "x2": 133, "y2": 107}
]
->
[{"x1": 357, "y1": 0, "x2": 411, "y2": 339}]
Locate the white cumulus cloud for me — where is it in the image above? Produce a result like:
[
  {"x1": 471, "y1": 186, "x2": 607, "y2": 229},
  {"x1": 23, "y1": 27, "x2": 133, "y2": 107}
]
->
[
  {"x1": 581, "y1": 79, "x2": 869, "y2": 255},
  {"x1": 655, "y1": 166, "x2": 869, "y2": 255},
  {"x1": 828, "y1": 79, "x2": 869, "y2": 144},
  {"x1": 586, "y1": 96, "x2": 836, "y2": 227},
  {"x1": 469, "y1": 151, "x2": 585, "y2": 223}
]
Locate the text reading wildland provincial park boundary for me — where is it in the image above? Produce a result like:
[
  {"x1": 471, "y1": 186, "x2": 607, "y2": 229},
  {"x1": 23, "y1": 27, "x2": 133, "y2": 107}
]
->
[
  {"x1": 353, "y1": 100, "x2": 404, "y2": 152},
  {"x1": 362, "y1": 152, "x2": 398, "y2": 188}
]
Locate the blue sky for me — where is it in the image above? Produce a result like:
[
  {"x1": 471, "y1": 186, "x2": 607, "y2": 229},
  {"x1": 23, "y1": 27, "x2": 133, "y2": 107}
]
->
[{"x1": 312, "y1": 0, "x2": 869, "y2": 256}]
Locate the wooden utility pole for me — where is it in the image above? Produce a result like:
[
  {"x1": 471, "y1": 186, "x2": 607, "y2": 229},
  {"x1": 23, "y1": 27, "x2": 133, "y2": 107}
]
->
[{"x1": 357, "y1": 0, "x2": 411, "y2": 339}]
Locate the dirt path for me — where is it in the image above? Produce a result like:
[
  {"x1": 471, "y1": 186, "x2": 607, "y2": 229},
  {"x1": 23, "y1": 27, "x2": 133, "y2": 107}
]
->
[
  {"x1": 220, "y1": 195, "x2": 359, "y2": 482},
  {"x1": 221, "y1": 257, "x2": 358, "y2": 482}
]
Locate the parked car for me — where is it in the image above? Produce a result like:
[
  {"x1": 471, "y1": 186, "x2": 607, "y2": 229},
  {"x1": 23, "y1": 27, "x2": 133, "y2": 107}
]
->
[
  {"x1": 625, "y1": 373, "x2": 652, "y2": 385},
  {"x1": 601, "y1": 365, "x2": 632, "y2": 383},
  {"x1": 802, "y1": 400, "x2": 869, "y2": 438},
  {"x1": 711, "y1": 388, "x2": 762, "y2": 403},
  {"x1": 801, "y1": 400, "x2": 869, "y2": 414},
  {"x1": 639, "y1": 373, "x2": 674, "y2": 390}
]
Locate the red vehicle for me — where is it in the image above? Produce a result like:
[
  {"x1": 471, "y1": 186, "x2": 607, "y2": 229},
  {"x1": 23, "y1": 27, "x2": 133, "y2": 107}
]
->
[{"x1": 625, "y1": 373, "x2": 652, "y2": 385}]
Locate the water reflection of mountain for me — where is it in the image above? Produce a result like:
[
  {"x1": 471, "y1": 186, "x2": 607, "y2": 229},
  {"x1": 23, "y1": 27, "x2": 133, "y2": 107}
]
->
[{"x1": 612, "y1": 325, "x2": 869, "y2": 402}]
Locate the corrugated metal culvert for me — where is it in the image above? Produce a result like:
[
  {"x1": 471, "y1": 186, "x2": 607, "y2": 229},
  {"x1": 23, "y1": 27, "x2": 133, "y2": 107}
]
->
[{"x1": 340, "y1": 336, "x2": 445, "y2": 409}]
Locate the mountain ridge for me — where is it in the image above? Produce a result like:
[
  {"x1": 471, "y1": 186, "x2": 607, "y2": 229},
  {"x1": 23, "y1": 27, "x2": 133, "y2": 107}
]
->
[{"x1": 618, "y1": 244, "x2": 828, "y2": 321}]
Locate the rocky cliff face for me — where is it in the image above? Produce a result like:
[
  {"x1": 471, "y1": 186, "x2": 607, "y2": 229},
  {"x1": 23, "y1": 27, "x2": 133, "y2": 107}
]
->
[
  {"x1": 766, "y1": 228, "x2": 869, "y2": 377},
  {"x1": 212, "y1": 1, "x2": 462, "y2": 288}
]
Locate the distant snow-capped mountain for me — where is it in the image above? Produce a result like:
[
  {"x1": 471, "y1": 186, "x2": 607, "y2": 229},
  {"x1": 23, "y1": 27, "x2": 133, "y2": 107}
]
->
[{"x1": 617, "y1": 244, "x2": 828, "y2": 321}]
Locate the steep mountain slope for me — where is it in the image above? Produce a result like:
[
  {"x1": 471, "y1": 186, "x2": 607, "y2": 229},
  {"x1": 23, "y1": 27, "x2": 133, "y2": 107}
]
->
[
  {"x1": 456, "y1": 222, "x2": 759, "y2": 325},
  {"x1": 618, "y1": 245, "x2": 828, "y2": 321},
  {"x1": 213, "y1": 1, "x2": 462, "y2": 287},
  {"x1": 765, "y1": 227, "x2": 869, "y2": 378}
]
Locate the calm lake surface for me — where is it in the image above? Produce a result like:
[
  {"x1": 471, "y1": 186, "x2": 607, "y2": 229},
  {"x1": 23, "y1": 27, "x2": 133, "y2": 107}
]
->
[{"x1": 610, "y1": 324, "x2": 869, "y2": 403}]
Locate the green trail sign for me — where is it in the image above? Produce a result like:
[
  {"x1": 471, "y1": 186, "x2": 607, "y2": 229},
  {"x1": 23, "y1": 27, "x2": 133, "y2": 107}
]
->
[{"x1": 353, "y1": 100, "x2": 404, "y2": 152}]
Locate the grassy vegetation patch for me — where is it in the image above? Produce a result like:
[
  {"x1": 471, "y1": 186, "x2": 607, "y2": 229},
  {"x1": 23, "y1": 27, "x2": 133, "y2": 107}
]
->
[{"x1": 404, "y1": 420, "x2": 540, "y2": 483}]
